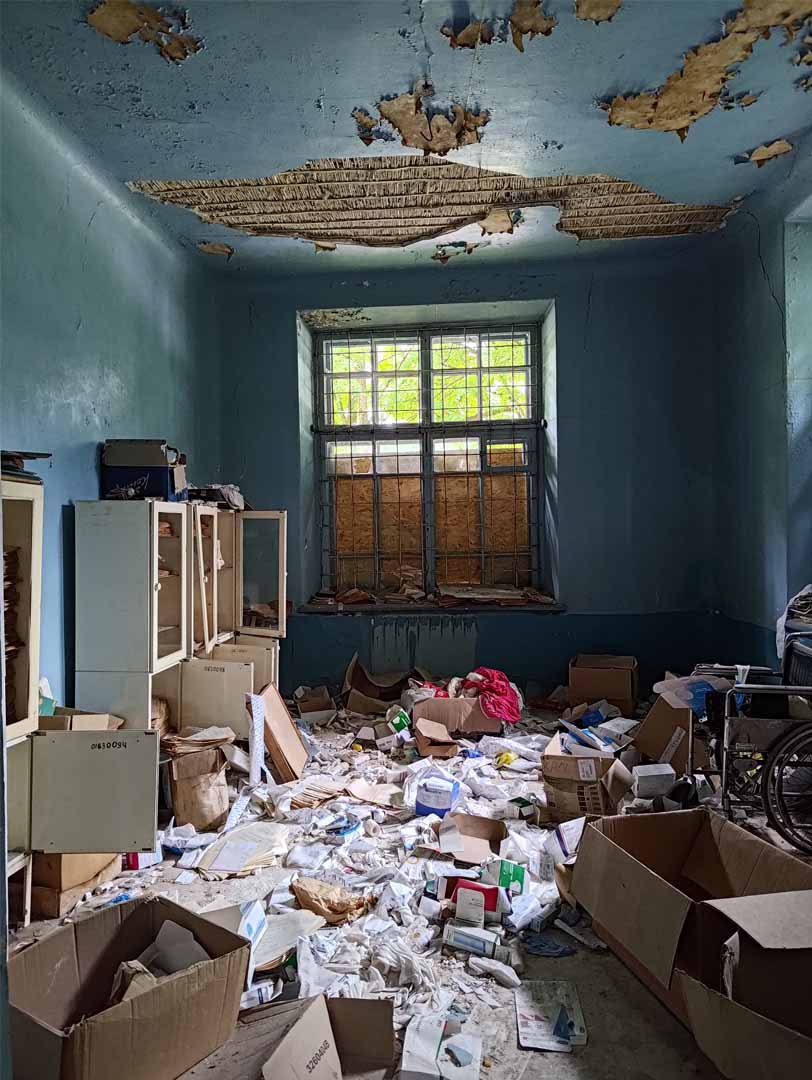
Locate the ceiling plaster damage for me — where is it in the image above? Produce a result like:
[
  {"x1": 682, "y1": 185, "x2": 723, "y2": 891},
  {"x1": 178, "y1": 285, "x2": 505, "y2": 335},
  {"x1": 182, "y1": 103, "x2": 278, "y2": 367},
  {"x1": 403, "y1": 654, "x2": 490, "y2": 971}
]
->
[
  {"x1": 353, "y1": 87, "x2": 489, "y2": 155},
  {"x1": 736, "y1": 137, "x2": 794, "y2": 164},
  {"x1": 600, "y1": 0, "x2": 812, "y2": 139},
  {"x1": 575, "y1": 0, "x2": 622, "y2": 23},
  {"x1": 510, "y1": 0, "x2": 557, "y2": 51},
  {"x1": 441, "y1": 20, "x2": 494, "y2": 48},
  {"x1": 129, "y1": 156, "x2": 732, "y2": 250},
  {"x1": 197, "y1": 241, "x2": 233, "y2": 259},
  {"x1": 87, "y1": 0, "x2": 202, "y2": 63},
  {"x1": 432, "y1": 240, "x2": 486, "y2": 264}
]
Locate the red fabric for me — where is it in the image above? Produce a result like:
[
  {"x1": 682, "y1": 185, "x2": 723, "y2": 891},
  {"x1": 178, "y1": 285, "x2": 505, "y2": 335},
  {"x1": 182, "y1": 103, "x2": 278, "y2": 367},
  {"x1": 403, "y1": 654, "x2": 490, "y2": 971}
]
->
[{"x1": 462, "y1": 667, "x2": 521, "y2": 725}]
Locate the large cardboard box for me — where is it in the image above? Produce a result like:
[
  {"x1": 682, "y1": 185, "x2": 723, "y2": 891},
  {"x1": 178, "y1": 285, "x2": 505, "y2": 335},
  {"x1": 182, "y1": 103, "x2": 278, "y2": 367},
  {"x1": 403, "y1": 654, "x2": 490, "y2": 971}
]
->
[
  {"x1": 568, "y1": 654, "x2": 638, "y2": 716},
  {"x1": 412, "y1": 697, "x2": 502, "y2": 736},
  {"x1": 31, "y1": 857, "x2": 121, "y2": 919},
  {"x1": 262, "y1": 996, "x2": 394, "y2": 1079},
  {"x1": 633, "y1": 694, "x2": 710, "y2": 774},
  {"x1": 571, "y1": 809, "x2": 812, "y2": 1077},
  {"x1": 541, "y1": 733, "x2": 632, "y2": 821},
  {"x1": 10, "y1": 896, "x2": 248, "y2": 1080}
]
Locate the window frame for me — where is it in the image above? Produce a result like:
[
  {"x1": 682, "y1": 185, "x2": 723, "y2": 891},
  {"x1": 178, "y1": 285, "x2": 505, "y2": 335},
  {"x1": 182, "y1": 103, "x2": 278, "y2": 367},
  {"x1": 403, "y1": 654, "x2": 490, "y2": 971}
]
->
[{"x1": 314, "y1": 322, "x2": 543, "y2": 597}]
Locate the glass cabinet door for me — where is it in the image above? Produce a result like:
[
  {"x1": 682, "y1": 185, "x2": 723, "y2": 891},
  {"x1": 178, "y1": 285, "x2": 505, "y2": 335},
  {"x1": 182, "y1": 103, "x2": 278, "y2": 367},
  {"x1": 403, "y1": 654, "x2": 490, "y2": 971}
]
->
[
  {"x1": 236, "y1": 510, "x2": 287, "y2": 638},
  {"x1": 152, "y1": 502, "x2": 187, "y2": 670}
]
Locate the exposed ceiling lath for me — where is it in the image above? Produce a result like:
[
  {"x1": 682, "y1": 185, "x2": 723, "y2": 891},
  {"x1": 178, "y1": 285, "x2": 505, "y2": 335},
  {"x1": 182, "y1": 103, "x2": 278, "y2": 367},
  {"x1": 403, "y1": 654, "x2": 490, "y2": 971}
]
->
[{"x1": 129, "y1": 156, "x2": 732, "y2": 246}]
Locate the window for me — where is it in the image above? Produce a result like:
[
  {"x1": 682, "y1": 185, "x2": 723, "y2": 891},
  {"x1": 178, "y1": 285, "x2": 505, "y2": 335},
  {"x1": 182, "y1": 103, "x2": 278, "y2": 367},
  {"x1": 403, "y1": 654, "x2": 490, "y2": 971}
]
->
[{"x1": 316, "y1": 325, "x2": 541, "y2": 599}]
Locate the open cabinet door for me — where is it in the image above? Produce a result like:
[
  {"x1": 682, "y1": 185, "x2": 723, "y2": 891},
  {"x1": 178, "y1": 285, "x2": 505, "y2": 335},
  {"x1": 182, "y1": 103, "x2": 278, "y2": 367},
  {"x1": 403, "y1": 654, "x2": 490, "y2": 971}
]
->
[
  {"x1": 236, "y1": 510, "x2": 287, "y2": 639},
  {"x1": 29, "y1": 731, "x2": 158, "y2": 852}
]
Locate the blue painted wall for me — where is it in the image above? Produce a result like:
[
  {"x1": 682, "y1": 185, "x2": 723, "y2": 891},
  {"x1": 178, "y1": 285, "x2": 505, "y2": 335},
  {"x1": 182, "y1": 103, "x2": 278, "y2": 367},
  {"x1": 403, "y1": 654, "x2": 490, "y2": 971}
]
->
[
  {"x1": 785, "y1": 222, "x2": 812, "y2": 604},
  {"x1": 1, "y1": 78, "x2": 222, "y2": 703},
  {"x1": 712, "y1": 209, "x2": 788, "y2": 665},
  {"x1": 218, "y1": 250, "x2": 719, "y2": 690}
]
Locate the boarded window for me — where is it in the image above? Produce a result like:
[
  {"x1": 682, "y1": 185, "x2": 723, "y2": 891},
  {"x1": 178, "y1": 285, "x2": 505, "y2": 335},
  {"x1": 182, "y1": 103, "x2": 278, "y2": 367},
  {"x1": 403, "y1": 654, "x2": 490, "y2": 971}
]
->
[{"x1": 318, "y1": 328, "x2": 539, "y2": 597}]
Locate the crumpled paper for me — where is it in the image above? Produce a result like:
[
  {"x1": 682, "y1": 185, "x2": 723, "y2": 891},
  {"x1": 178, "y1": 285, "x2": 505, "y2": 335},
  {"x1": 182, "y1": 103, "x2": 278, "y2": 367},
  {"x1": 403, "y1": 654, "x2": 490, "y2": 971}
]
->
[{"x1": 292, "y1": 876, "x2": 369, "y2": 925}]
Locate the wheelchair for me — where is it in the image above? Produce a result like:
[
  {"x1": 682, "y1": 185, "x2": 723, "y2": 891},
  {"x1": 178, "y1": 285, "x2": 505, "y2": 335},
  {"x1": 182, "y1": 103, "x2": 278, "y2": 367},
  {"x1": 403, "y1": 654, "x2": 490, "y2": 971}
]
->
[{"x1": 690, "y1": 634, "x2": 812, "y2": 855}]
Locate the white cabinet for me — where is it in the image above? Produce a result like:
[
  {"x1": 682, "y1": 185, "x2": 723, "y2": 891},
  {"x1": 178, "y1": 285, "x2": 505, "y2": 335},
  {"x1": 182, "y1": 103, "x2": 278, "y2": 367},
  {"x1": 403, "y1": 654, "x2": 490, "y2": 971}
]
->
[
  {"x1": 186, "y1": 506, "x2": 287, "y2": 656},
  {"x1": 76, "y1": 638, "x2": 278, "y2": 735},
  {"x1": 2, "y1": 477, "x2": 43, "y2": 741},
  {"x1": 76, "y1": 500, "x2": 187, "y2": 673},
  {"x1": 7, "y1": 730, "x2": 159, "y2": 854}
]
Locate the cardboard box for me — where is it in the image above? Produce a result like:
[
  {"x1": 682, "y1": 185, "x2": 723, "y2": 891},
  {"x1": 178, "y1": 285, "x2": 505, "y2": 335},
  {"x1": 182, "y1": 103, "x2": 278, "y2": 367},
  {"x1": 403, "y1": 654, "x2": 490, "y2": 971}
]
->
[
  {"x1": 442, "y1": 921, "x2": 511, "y2": 964},
  {"x1": 571, "y1": 810, "x2": 812, "y2": 1041},
  {"x1": 541, "y1": 733, "x2": 632, "y2": 822},
  {"x1": 295, "y1": 685, "x2": 338, "y2": 726},
  {"x1": 32, "y1": 852, "x2": 118, "y2": 892},
  {"x1": 412, "y1": 697, "x2": 502, "y2": 736},
  {"x1": 415, "y1": 717, "x2": 460, "y2": 758},
  {"x1": 31, "y1": 856, "x2": 120, "y2": 919},
  {"x1": 261, "y1": 995, "x2": 394, "y2": 1080},
  {"x1": 431, "y1": 813, "x2": 508, "y2": 865},
  {"x1": 10, "y1": 895, "x2": 248, "y2": 1080},
  {"x1": 39, "y1": 707, "x2": 125, "y2": 731},
  {"x1": 633, "y1": 694, "x2": 710, "y2": 774},
  {"x1": 568, "y1": 654, "x2": 638, "y2": 716}
]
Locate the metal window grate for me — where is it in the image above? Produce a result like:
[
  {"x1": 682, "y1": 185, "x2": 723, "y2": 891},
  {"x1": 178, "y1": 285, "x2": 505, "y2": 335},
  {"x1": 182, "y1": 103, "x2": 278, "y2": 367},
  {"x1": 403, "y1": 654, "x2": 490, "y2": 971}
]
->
[{"x1": 315, "y1": 324, "x2": 541, "y2": 599}]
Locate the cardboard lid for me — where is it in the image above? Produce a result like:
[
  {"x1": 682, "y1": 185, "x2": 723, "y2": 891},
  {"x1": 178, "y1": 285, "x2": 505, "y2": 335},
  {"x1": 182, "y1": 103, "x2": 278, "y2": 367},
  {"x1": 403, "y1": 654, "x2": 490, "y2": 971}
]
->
[
  {"x1": 572, "y1": 655, "x2": 638, "y2": 670},
  {"x1": 415, "y1": 718, "x2": 455, "y2": 744},
  {"x1": 704, "y1": 892, "x2": 812, "y2": 950}
]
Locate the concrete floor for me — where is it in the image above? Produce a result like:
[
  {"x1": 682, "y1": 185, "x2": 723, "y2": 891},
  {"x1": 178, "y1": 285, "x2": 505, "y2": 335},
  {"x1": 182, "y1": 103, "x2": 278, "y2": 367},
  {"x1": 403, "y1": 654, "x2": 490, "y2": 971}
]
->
[
  {"x1": 182, "y1": 944, "x2": 719, "y2": 1079},
  {"x1": 14, "y1": 859, "x2": 721, "y2": 1080}
]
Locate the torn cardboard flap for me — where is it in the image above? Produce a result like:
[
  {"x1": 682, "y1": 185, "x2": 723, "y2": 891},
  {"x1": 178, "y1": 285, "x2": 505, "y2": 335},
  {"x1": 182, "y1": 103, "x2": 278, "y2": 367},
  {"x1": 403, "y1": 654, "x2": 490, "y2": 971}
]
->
[
  {"x1": 261, "y1": 996, "x2": 394, "y2": 1080},
  {"x1": 343, "y1": 653, "x2": 425, "y2": 715}
]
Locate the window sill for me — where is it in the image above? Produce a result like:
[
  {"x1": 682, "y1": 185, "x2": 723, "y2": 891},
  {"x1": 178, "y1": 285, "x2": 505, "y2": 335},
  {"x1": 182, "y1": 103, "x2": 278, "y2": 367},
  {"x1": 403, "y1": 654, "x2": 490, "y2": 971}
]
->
[{"x1": 296, "y1": 601, "x2": 566, "y2": 616}]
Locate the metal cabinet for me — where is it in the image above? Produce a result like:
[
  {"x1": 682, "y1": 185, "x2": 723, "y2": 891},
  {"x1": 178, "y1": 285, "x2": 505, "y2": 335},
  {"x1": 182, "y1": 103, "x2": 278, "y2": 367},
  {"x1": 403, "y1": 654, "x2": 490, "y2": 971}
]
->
[
  {"x1": 2, "y1": 476, "x2": 44, "y2": 742},
  {"x1": 76, "y1": 639, "x2": 278, "y2": 734},
  {"x1": 75, "y1": 500, "x2": 188, "y2": 674},
  {"x1": 7, "y1": 730, "x2": 159, "y2": 854}
]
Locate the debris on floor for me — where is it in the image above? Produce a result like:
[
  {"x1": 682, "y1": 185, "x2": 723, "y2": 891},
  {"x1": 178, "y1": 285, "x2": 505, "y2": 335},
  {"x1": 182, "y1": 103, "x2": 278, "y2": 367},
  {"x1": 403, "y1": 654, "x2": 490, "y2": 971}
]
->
[{"x1": 9, "y1": 651, "x2": 812, "y2": 1079}]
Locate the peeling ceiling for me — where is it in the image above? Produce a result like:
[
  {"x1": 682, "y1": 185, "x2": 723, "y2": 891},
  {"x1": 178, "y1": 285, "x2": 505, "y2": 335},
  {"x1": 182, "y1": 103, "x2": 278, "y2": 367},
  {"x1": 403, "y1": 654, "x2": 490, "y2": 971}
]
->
[{"x1": 2, "y1": 0, "x2": 810, "y2": 273}]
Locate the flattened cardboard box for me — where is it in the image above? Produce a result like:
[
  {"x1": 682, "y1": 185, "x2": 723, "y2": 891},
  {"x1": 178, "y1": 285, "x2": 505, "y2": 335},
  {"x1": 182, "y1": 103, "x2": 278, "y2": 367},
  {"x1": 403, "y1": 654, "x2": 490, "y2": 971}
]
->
[
  {"x1": 568, "y1": 654, "x2": 638, "y2": 716},
  {"x1": 10, "y1": 895, "x2": 249, "y2": 1080},
  {"x1": 571, "y1": 809, "x2": 812, "y2": 1079}
]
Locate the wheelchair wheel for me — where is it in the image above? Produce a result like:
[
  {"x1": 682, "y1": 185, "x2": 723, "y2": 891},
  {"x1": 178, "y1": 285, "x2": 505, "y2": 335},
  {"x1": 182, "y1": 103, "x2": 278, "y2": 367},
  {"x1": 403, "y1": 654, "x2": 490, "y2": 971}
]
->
[{"x1": 761, "y1": 723, "x2": 812, "y2": 855}]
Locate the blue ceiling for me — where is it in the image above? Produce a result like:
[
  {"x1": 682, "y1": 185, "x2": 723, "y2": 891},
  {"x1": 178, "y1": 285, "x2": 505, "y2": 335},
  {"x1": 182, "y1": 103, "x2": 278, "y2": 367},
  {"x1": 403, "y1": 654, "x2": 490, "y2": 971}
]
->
[{"x1": 2, "y1": 0, "x2": 810, "y2": 273}]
